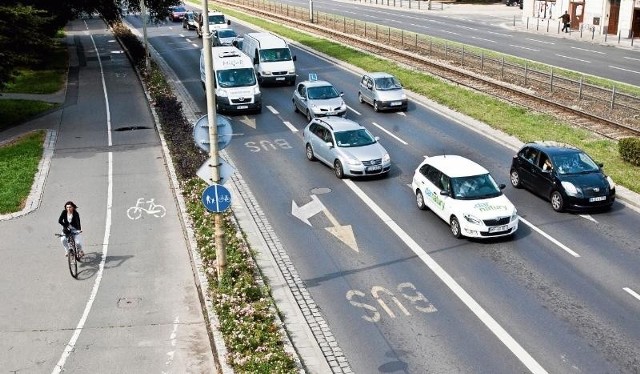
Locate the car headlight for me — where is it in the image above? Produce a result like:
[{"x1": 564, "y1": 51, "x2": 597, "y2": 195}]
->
[
  {"x1": 382, "y1": 153, "x2": 390, "y2": 163},
  {"x1": 340, "y1": 102, "x2": 346, "y2": 110},
  {"x1": 511, "y1": 209, "x2": 518, "y2": 222},
  {"x1": 463, "y1": 214, "x2": 482, "y2": 225},
  {"x1": 606, "y1": 176, "x2": 615, "y2": 189},
  {"x1": 261, "y1": 70, "x2": 272, "y2": 76},
  {"x1": 345, "y1": 158, "x2": 361, "y2": 166},
  {"x1": 288, "y1": 70, "x2": 295, "y2": 74},
  {"x1": 401, "y1": 93, "x2": 407, "y2": 100},
  {"x1": 561, "y1": 181, "x2": 582, "y2": 197},
  {"x1": 253, "y1": 86, "x2": 261, "y2": 96},
  {"x1": 216, "y1": 89, "x2": 229, "y2": 98}
]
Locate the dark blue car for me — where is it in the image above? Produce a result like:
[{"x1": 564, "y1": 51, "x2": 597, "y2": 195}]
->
[{"x1": 509, "y1": 142, "x2": 615, "y2": 212}]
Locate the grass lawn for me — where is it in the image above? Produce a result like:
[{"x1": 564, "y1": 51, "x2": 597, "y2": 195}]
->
[
  {"x1": 0, "y1": 131, "x2": 45, "y2": 214},
  {"x1": 0, "y1": 99, "x2": 56, "y2": 131},
  {"x1": 1, "y1": 44, "x2": 67, "y2": 94}
]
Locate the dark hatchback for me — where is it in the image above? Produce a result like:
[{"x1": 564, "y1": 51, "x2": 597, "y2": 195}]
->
[{"x1": 510, "y1": 142, "x2": 616, "y2": 212}]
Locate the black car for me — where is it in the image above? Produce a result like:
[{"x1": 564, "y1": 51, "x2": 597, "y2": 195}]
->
[{"x1": 509, "y1": 142, "x2": 615, "y2": 212}]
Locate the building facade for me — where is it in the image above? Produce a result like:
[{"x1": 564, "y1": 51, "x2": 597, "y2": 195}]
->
[{"x1": 523, "y1": 0, "x2": 640, "y2": 37}]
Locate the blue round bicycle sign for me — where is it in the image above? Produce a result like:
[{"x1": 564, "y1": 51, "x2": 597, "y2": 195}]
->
[{"x1": 201, "y1": 184, "x2": 232, "y2": 212}]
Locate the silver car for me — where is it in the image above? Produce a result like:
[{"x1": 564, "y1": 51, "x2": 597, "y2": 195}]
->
[
  {"x1": 213, "y1": 28, "x2": 238, "y2": 46},
  {"x1": 293, "y1": 79, "x2": 347, "y2": 122},
  {"x1": 358, "y1": 72, "x2": 408, "y2": 112},
  {"x1": 303, "y1": 117, "x2": 391, "y2": 179}
]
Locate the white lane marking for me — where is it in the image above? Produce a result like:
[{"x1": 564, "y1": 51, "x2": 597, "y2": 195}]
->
[
  {"x1": 396, "y1": 111, "x2": 407, "y2": 117},
  {"x1": 185, "y1": 38, "x2": 192, "y2": 43},
  {"x1": 53, "y1": 23, "x2": 114, "y2": 374},
  {"x1": 348, "y1": 105, "x2": 361, "y2": 116},
  {"x1": 191, "y1": 43, "x2": 198, "y2": 48},
  {"x1": 570, "y1": 46, "x2": 605, "y2": 54},
  {"x1": 578, "y1": 214, "x2": 598, "y2": 223},
  {"x1": 609, "y1": 65, "x2": 640, "y2": 75},
  {"x1": 162, "y1": 316, "x2": 180, "y2": 373},
  {"x1": 179, "y1": 33, "x2": 184, "y2": 37},
  {"x1": 267, "y1": 105, "x2": 279, "y2": 114},
  {"x1": 471, "y1": 36, "x2": 497, "y2": 43},
  {"x1": 526, "y1": 38, "x2": 555, "y2": 45},
  {"x1": 509, "y1": 45, "x2": 540, "y2": 52},
  {"x1": 623, "y1": 287, "x2": 640, "y2": 301},
  {"x1": 487, "y1": 31, "x2": 512, "y2": 37},
  {"x1": 459, "y1": 26, "x2": 478, "y2": 31},
  {"x1": 624, "y1": 56, "x2": 640, "y2": 62},
  {"x1": 555, "y1": 54, "x2": 591, "y2": 63},
  {"x1": 518, "y1": 217, "x2": 580, "y2": 257},
  {"x1": 442, "y1": 30, "x2": 460, "y2": 36},
  {"x1": 371, "y1": 122, "x2": 408, "y2": 145},
  {"x1": 283, "y1": 121, "x2": 298, "y2": 133},
  {"x1": 344, "y1": 180, "x2": 548, "y2": 374}
]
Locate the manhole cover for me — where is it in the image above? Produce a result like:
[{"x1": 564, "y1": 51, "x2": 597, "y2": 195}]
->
[{"x1": 310, "y1": 187, "x2": 331, "y2": 195}]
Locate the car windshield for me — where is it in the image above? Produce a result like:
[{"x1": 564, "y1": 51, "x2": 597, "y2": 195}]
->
[
  {"x1": 551, "y1": 152, "x2": 600, "y2": 175},
  {"x1": 216, "y1": 68, "x2": 256, "y2": 88},
  {"x1": 307, "y1": 85, "x2": 339, "y2": 100},
  {"x1": 334, "y1": 129, "x2": 376, "y2": 147},
  {"x1": 209, "y1": 15, "x2": 226, "y2": 24},
  {"x1": 172, "y1": 6, "x2": 186, "y2": 12},
  {"x1": 374, "y1": 76, "x2": 401, "y2": 90},
  {"x1": 259, "y1": 48, "x2": 292, "y2": 62},
  {"x1": 451, "y1": 174, "x2": 502, "y2": 200},
  {"x1": 217, "y1": 29, "x2": 237, "y2": 38}
]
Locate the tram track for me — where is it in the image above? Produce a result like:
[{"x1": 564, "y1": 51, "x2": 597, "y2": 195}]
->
[{"x1": 220, "y1": 0, "x2": 640, "y2": 140}]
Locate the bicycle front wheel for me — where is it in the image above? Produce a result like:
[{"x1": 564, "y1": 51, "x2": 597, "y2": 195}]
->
[{"x1": 68, "y1": 239, "x2": 78, "y2": 279}]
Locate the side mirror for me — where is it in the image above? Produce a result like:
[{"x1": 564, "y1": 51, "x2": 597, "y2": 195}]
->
[
  {"x1": 325, "y1": 142, "x2": 333, "y2": 148},
  {"x1": 292, "y1": 55, "x2": 297, "y2": 61},
  {"x1": 227, "y1": 20, "x2": 231, "y2": 25},
  {"x1": 374, "y1": 136, "x2": 380, "y2": 141},
  {"x1": 339, "y1": 92, "x2": 344, "y2": 97},
  {"x1": 499, "y1": 183, "x2": 506, "y2": 190},
  {"x1": 253, "y1": 57, "x2": 258, "y2": 65},
  {"x1": 439, "y1": 190, "x2": 450, "y2": 196},
  {"x1": 597, "y1": 162, "x2": 604, "y2": 168},
  {"x1": 367, "y1": 83, "x2": 373, "y2": 89}
]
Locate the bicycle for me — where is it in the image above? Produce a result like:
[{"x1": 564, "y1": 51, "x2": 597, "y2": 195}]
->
[{"x1": 55, "y1": 229, "x2": 82, "y2": 279}]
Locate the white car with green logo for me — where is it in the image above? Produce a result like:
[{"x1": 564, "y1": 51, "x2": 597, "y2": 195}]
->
[{"x1": 411, "y1": 155, "x2": 518, "y2": 239}]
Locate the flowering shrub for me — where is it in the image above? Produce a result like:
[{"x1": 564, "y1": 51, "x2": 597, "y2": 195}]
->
[{"x1": 113, "y1": 25, "x2": 298, "y2": 373}]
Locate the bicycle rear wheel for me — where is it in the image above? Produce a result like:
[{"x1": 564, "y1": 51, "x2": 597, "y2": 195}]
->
[{"x1": 68, "y1": 238, "x2": 78, "y2": 279}]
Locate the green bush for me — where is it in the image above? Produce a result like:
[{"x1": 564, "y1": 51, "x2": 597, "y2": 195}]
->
[{"x1": 619, "y1": 137, "x2": 640, "y2": 166}]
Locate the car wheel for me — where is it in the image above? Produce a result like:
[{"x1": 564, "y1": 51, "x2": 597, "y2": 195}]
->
[
  {"x1": 416, "y1": 190, "x2": 427, "y2": 210},
  {"x1": 334, "y1": 160, "x2": 345, "y2": 179},
  {"x1": 510, "y1": 169, "x2": 521, "y2": 188},
  {"x1": 450, "y1": 216, "x2": 462, "y2": 238},
  {"x1": 358, "y1": 92, "x2": 364, "y2": 103},
  {"x1": 293, "y1": 100, "x2": 298, "y2": 113},
  {"x1": 373, "y1": 101, "x2": 380, "y2": 112},
  {"x1": 551, "y1": 191, "x2": 564, "y2": 212},
  {"x1": 306, "y1": 144, "x2": 316, "y2": 161},
  {"x1": 306, "y1": 110, "x2": 312, "y2": 122}
]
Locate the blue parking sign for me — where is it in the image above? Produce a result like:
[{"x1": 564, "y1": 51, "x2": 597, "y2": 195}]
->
[{"x1": 201, "y1": 184, "x2": 232, "y2": 212}]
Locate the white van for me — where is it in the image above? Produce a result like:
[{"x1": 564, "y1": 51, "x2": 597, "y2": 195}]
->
[
  {"x1": 200, "y1": 46, "x2": 262, "y2": 114},
  {"x1": 196, "y1": 11, "x2": 230, "y2": 38},
  {"x1": 241, "y1": 32, "x2": 296, "y2": 86}
]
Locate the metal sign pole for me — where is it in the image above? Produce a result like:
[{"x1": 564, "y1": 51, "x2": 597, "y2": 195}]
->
[
  {"x1": 140, "y1": 0, "x2": 150, "y2": 70},
  {"x1": 200, "y1": 0, "x2": 225, "y2": 281}
]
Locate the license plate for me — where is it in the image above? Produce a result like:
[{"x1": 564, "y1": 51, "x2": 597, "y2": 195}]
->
[
  {"x1": 488, "y1": 225, "x2": 509, "y2": 233},
  {"x1": 390, "y1": 101, "x2": 402, "y2": 106},
  {"x1": 326, "y1": 111, "x2": 335, "y2": 116},
  {"x1": 366, "y1": 165, "x2": 382, "y2": 172},
  {"x1": 237, "y1": 105, "x2": 248, "y2": 109},
  {"x1": 276, "y1": 77, "x2": 285, "y2": 81},
  {"x1": 589, "y1": 196, "x2": 606, "y2": 202}
]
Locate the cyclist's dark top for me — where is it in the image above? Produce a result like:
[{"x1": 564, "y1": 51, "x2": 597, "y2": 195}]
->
[{"x1": 58, "y1": 210, "x2": 81, "y2": 231}]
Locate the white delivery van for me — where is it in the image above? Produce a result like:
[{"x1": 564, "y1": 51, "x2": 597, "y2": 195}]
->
[
  {"x1": 200, "y1": 46, "x2": 262, "y2": 114},
  {"x1": 196, "y1": 11, "x2": 230, "y2": 38},
  {"x1": 241, "y1": 32, "x2": 296, "y2": 86}
]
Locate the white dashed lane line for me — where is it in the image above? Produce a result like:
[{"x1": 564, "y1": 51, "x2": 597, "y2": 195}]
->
[
  {"x1": 623, "y1": 287, "x2": 640, "y2": 302},
  {"x1": 371, "y1": 122, "x2": 408, "y2": 145}
]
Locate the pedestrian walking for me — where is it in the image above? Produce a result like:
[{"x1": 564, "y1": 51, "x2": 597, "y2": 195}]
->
[{"x1": 560, "y1": 11, "x2": 571, "y2": 33}]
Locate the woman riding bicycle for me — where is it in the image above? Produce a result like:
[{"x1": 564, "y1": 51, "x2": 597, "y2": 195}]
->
[{"x1": 58, "y1": 201, "x2": 83, "y2": 257}]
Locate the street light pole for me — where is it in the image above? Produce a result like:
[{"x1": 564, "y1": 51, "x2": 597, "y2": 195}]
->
[
  {"x1": 200, "y1": 0, "x2": 225, "y2": 281},
  {"x1": 140, "y1": 0, "x2": 150, "y2": 70}
]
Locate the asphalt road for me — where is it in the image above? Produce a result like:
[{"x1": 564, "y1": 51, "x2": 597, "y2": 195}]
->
[
  {"x1": 129, "y1": 11, "x2": 640, "y2": 373},
  {"x1": 0, "y1": 19, "x2": 215, "y2": 373}
]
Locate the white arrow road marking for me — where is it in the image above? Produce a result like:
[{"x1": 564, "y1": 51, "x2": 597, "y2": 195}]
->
[
  {"x1": 291, "y1": 195, "x2": 358, "y2": 252},
  {"x1": 291, "y1": 197, "x2": 324, "y2": 226},
  {"x1": 579, "y1": 214, "x2": 598, "y2": 223},
  {"x1": 624, "y1": 287, "x2": 640, "y2": 302},
  {"x1": 237, "y1": 115, "x2": 257, "y2": 129}
]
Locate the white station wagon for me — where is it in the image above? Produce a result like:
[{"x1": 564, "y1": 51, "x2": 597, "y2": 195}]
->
[{"x1": 411, "y1": 155, "x2": 519, "y2": 239}]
